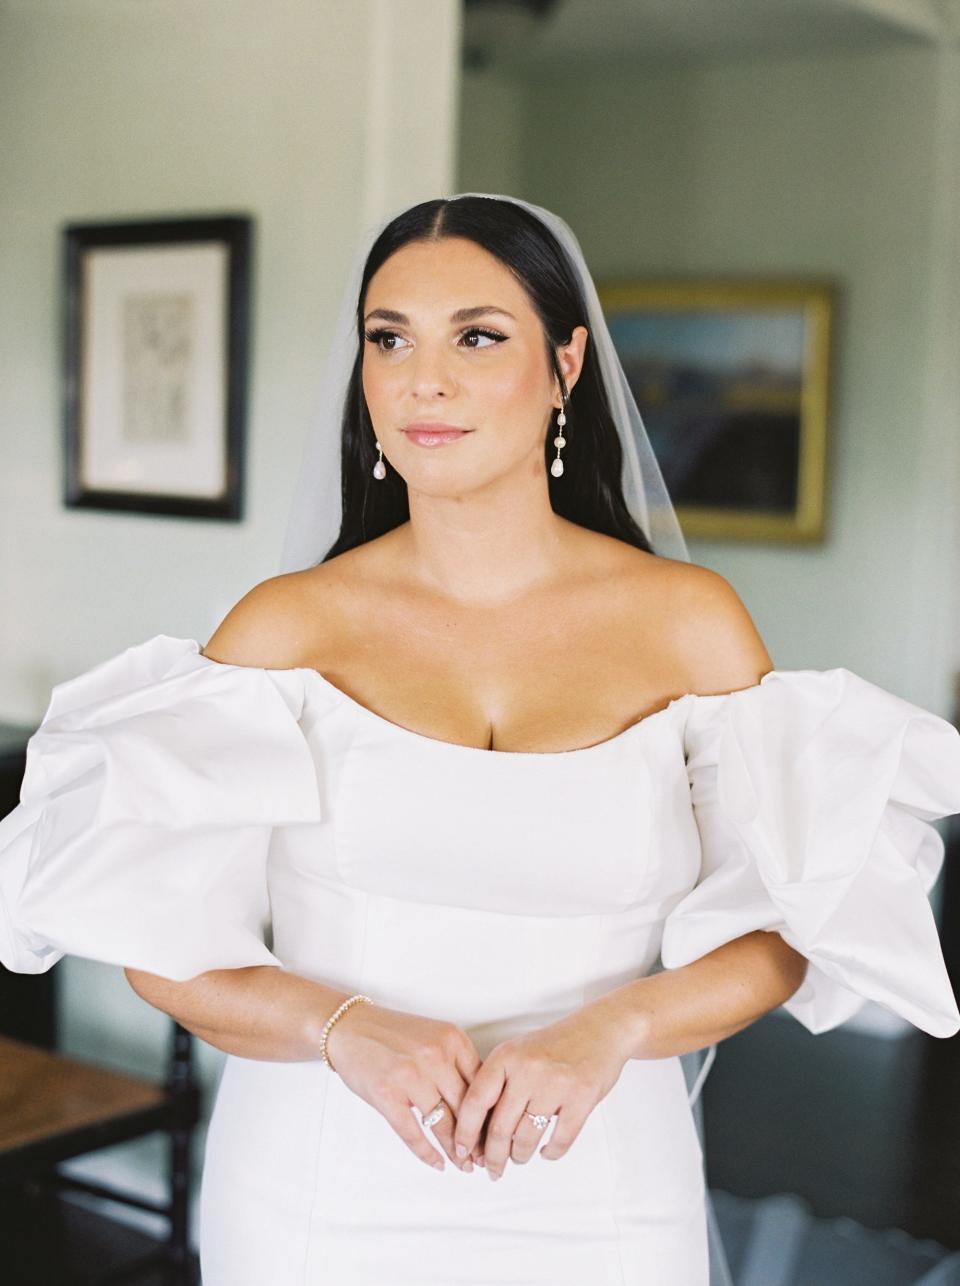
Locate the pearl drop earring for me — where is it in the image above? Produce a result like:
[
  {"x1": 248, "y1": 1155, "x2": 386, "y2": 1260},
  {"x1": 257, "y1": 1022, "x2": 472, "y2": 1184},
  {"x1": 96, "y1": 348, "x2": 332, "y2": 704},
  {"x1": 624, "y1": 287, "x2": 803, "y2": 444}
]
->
[
  {"x1": 550, "y1": 402, "x2": 567, "y2": 478},
  {"x1": 372, "y1": 440, "x2": 386, "y2": 480}
]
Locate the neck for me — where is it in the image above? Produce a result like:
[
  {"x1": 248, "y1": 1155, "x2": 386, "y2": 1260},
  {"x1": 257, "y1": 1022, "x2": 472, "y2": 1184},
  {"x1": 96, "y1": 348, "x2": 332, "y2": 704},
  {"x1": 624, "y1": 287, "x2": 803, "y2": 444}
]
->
[{"x1": 398, "y1": 467, "x2": 572, "y2": 606}]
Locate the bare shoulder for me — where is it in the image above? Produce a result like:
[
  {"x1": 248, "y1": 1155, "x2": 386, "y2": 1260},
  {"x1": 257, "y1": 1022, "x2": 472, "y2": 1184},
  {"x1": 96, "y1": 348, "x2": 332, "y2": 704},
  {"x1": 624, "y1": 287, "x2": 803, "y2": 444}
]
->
[
  {"x1": 201, "y1": 560, "x2": 348, "y2": 670},
  {"x1": 628, "y1": 552, "x2": 774, "y2": 697}
]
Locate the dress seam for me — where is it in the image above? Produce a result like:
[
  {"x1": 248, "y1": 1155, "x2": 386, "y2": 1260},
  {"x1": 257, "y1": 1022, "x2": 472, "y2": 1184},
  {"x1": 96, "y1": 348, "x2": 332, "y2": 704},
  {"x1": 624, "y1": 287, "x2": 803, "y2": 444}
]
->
[
  {"x1": 299, "y1": 1058, "x2": 333, "y2": 1285},
  {"x1": 583, "y1": 913, "x2": 628, "y2": 1286},
  {"x1": 596, "y1": 1097, "x2": 628, "y2": 1286}
]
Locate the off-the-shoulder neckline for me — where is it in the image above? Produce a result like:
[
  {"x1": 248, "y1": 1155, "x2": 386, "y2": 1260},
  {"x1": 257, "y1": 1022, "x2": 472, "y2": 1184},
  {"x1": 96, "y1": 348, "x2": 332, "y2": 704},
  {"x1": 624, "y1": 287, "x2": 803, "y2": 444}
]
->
[{"x1": 187, "y1": 637, "x2": 773, "y2": 760}]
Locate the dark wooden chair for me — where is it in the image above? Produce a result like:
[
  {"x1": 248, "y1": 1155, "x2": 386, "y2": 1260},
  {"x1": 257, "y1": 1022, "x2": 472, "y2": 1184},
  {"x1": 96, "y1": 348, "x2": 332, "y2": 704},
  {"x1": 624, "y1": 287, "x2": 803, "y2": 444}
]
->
[{"x1": 0, "y1": 1029, "x2": 201, "y2": 1285}]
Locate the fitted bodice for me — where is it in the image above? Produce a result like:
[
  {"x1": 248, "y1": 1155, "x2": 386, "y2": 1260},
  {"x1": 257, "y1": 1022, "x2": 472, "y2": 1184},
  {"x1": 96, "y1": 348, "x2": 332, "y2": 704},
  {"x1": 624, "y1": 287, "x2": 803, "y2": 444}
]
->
[
  {"x1": 265, "y1": 669, "x2": 707, "y2": 1052},
  {"x1": 286, "y1": 667, "x2": 704, "y2": 916}
]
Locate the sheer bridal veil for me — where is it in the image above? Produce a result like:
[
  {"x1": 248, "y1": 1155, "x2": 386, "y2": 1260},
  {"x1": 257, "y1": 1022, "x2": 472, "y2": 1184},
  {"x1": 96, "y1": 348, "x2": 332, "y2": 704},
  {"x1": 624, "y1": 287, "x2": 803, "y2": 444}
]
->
[
  {"x1": 277, "y1": 192, "x2": 731, "y2": 1286},
  {"x1": 277, "y1": 191, "x2": 690, "y2": 573}
]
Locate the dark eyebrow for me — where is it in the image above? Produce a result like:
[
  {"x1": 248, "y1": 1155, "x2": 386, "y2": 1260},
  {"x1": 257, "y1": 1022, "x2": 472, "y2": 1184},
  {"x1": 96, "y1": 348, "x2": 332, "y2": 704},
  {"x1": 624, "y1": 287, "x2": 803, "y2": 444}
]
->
[{"x1": 363, "y1": 305, "x2": 516, "y2": 325}]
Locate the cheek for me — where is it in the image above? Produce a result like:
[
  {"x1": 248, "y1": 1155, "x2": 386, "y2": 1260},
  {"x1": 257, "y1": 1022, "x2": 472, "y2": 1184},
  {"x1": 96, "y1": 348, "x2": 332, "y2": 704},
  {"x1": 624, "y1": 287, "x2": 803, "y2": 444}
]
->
[
  {"x1": 361, "y1": 362, "x2": 398, "y2": 427},
  {"x1": 482, "y1": 360, "x2": 550, "y2": 421},
  {"x1": 360, "y1": 356, "x2": 379, "y2": 403}
]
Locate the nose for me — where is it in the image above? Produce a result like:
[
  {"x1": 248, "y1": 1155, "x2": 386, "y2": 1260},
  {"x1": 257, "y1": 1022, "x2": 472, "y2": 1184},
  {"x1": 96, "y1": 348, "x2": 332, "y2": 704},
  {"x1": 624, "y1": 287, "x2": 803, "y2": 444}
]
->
[{"x1": 408, "y1": 338, "x2": 457, "y2": 400}]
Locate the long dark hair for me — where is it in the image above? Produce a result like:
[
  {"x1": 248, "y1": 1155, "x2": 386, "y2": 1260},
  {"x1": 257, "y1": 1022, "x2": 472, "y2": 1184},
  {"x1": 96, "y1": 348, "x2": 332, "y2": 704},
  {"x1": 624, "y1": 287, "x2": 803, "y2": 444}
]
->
[{"x1": 321, "y1": 195, "x2": 655, "y2": 563}]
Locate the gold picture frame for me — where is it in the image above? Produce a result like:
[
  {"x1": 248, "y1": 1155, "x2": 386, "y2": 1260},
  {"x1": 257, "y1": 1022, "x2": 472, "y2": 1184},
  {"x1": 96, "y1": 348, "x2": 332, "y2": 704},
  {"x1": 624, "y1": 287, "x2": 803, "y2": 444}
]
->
[{"x1": 595, "y1": 277, "x2": 837, "y2": 545}]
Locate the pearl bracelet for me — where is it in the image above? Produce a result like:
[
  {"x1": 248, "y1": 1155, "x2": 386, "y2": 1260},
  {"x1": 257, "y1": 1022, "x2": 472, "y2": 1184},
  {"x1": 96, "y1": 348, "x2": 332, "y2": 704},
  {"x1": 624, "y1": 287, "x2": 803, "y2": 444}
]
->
[{"x1": 319, "y1": 993, "x2": 373, "y2": 1072}]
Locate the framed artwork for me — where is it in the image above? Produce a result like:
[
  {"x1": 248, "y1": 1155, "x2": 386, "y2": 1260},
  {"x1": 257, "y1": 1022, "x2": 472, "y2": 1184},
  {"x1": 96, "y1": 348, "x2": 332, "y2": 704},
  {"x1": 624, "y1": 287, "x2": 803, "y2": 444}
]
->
[
  {"x1": 61, "y1": 214, "x2": 253, "y2": 519},
  {"x1": 595, "y1": 277, "x2": 837, "y2": 544}
]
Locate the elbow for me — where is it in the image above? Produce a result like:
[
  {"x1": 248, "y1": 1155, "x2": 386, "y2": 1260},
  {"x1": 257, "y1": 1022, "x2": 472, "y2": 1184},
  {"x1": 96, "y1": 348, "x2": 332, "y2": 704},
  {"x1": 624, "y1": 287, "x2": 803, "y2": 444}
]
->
[
  {"x1": 124, "y1": 965, "x2": 156, "y2": 997},
  {"x1": 739, "y1": 931, "x2": 809, "y2": 1011},
  {"x1": 774, "y1": 937, "x2": 810, "y2": 1004},
  {"x1": 123, "y1": 965, "x2": 195, "y2": 1016}
]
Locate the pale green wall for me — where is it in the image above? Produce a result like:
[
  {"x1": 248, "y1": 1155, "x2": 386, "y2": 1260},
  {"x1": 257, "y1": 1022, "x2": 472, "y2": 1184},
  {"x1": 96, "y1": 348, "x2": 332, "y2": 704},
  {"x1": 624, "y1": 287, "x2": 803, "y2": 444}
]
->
[
  {"x1": 0, "y1": 0, "x2": 461, "y2": 1247},
  {"x1": 460, "y1": 44, "x2": 959, "y2": 714},
  {"x1": 1, "y1": 0, "x2": 364, "y2": 724},
  {"x1": 457, "y1": 69, "x2": 527, "y2": 198}
]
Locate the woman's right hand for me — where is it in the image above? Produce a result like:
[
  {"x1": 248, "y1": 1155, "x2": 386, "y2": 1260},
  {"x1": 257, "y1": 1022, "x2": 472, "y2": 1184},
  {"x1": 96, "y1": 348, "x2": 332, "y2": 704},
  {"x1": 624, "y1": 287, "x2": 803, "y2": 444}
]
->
[{"x1": 323, "y1": 1001, "x2": 485, "y2": 1173}]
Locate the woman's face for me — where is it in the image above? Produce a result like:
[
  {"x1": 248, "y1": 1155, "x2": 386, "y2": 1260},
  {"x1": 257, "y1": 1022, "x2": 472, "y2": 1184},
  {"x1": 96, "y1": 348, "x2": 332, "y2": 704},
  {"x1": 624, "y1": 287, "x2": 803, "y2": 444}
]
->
[{"x1": 361, "y1": 235, "x2": 586, "y2": 497}]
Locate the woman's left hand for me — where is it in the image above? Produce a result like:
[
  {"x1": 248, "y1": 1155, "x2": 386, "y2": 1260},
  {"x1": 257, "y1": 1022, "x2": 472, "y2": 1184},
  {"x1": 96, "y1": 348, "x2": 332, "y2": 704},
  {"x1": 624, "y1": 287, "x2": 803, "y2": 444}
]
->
[{"x1": 452, "y1": 1000, "x2": 633, "y2": 1180}]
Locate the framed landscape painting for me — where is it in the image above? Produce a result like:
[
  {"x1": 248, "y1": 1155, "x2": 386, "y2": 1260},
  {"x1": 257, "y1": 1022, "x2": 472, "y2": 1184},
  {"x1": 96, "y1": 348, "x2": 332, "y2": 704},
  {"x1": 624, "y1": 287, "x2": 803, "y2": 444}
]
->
[
  {"x1": 595, "y1": 277, "x2": 837, "y2": 545},
  {"x1": 62, "y1": 214, "x2": 252, "y2": 519}
]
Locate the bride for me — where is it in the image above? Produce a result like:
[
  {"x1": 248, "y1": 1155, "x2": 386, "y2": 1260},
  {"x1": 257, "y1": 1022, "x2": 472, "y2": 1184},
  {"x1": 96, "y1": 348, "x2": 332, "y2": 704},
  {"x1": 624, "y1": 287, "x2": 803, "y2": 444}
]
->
[{"x1": 2, "y1": 193, "x2": 958, "y2": 1285}]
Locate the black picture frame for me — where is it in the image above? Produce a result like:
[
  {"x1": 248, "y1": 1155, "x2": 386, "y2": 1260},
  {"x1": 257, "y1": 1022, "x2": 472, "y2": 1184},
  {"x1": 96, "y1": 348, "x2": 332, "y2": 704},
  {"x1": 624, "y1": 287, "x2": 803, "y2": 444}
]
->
[{"x1": 61, "y1": 214, "x2": 253, "y2": 520}]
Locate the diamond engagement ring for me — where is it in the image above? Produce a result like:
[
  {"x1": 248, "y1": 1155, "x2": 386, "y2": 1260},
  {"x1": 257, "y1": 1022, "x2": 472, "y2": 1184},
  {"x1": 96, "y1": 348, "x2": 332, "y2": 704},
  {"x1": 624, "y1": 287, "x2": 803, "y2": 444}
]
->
[{"x1": 526, "y1": 1112, "x2": 551, "y2": 1131}]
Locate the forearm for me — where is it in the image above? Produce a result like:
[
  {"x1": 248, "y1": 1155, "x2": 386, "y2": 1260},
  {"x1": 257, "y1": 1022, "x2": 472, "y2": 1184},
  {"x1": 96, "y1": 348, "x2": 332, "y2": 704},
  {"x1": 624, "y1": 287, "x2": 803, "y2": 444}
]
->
[
  {"x1": 590, "y1": 931, "x2": 808, "y2": 1062},
  {"x1": 124, "y1": 964, "x2": 352, "y2": 1062}
]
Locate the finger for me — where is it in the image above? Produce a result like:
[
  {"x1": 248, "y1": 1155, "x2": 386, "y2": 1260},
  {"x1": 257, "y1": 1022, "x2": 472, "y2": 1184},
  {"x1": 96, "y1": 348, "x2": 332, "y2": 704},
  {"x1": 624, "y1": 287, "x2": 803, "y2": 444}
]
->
[
  {"x1": 453, "y1": 1036, "x2": 489, "y2": 1164},
  {"x1": 475, "y1": 1114, "x2": 489, "y2": 1166},
  {"x1": 480, "y1": 1078, "x2": 532, "y2": 1180},
  {"x1": 453, "y1": 1039, "x2": 484, "y2": 1163},
  {"x1": 538, "y1": 1102, "x2": 588, "y2": 1162},
  {"x1": 378, "y1": 1095, "x2": 448, "y2": 1172},
  {"x1": 455, "y1": 1040, "x2": 482, "y2": 1085},
  {"x1": 453, "y1": 1060, "x2": 505, "y2": 1161},
  {"x1": 416, "y1": 1074, "x2": 475, "y2": 1171},
  {"x1": 510, "y1": 1103, "x2": 559, "y2": 1166}
]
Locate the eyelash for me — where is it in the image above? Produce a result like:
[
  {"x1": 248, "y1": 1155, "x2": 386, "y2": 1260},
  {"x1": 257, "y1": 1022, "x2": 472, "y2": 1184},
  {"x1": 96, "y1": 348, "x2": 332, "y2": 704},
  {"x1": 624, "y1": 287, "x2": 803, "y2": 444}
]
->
[{"x1": 363, "y1": 325, "x2": 507, "y2": 354}]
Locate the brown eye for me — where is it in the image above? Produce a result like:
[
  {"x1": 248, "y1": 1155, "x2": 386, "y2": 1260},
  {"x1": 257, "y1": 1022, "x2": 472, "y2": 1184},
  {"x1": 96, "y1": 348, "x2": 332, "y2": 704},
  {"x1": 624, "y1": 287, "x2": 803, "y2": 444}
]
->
[
  {"x1": 364, "y1": 328, "x2": 407, "y2": 353},
  {"x1": 459, "y1": 327, "x2": 507, "y2": 349}
]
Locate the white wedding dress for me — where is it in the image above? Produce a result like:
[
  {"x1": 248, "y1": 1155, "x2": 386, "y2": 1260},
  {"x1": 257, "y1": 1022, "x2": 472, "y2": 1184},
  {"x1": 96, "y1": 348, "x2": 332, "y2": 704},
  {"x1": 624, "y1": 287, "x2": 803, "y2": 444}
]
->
[{"x1": 2, "y1": 634, "x2": 959, "y2": 1285}]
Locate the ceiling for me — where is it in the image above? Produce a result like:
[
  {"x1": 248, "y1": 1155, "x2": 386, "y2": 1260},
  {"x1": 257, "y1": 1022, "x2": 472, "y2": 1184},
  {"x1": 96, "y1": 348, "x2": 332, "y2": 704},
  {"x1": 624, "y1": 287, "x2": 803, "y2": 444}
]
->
[{"x1": 462, "y1": 0, "x2": 950, "y2": 73}]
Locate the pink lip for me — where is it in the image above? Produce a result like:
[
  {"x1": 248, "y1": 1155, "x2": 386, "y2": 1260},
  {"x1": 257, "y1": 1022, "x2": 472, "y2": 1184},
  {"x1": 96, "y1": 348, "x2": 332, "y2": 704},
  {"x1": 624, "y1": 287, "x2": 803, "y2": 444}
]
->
[{"x1": 402, "y1": 422, "x2": 473, "y2": 447}]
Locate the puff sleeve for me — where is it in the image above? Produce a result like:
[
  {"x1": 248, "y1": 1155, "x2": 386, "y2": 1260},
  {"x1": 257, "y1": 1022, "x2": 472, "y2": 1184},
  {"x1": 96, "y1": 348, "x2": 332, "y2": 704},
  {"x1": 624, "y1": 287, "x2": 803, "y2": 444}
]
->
[
  {"x1": 0, "y1": 634, "x2": 323, "y2": 982},
  {"x1": 659, "y1": 668, "x2": 960, "y2": 1038}
]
